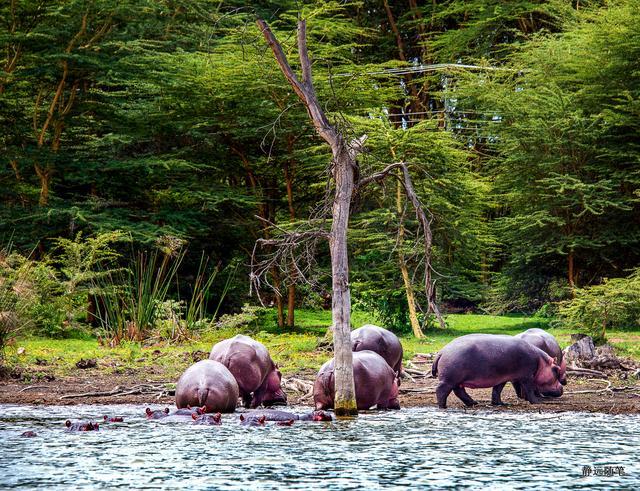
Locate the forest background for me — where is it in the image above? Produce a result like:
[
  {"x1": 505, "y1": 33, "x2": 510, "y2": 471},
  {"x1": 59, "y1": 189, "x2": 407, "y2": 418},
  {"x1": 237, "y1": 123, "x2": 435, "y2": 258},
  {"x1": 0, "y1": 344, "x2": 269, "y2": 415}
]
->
[{"x1": 1, "y1": 0, "x2": 639, "y2": 355}]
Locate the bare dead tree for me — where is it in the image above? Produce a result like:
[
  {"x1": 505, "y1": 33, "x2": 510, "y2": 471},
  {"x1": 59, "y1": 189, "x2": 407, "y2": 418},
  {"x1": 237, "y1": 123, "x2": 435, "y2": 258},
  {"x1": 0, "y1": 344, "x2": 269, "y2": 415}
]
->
[{"x1": 254, "y1": 18, "x2": 446, "y2": 414}]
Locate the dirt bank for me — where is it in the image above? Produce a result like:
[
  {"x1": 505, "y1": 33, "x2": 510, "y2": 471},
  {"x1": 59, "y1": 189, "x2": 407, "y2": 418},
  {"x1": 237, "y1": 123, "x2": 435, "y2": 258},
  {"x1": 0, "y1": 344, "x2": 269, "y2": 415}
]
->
[{"x1": 1, "y1": 363, "x2": 638, "y2": 415}]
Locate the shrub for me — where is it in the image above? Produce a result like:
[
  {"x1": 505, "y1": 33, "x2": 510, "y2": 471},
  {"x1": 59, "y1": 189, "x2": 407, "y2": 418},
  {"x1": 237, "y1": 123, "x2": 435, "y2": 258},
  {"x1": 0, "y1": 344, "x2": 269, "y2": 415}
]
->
[{"x1": 555, "y1": 269, "x2": 640, "y2": 342}]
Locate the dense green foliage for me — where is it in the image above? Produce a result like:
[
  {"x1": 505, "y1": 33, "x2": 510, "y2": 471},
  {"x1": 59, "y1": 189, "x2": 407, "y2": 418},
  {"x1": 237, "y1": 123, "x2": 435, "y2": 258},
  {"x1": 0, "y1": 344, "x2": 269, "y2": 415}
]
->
[{"x1": 1, "y1": 0, "x2": 639, "y2": 339}]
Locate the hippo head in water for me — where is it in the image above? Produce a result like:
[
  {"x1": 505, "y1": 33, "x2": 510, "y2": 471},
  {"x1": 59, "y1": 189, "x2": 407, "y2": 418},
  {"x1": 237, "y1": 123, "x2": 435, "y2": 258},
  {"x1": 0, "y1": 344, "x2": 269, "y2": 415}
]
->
[
  {"x1": 65, "y1": 420, "x2": 99, "y2": 431},
  {"x1": 309, "y1": 410, "x2": 333, "y2": 422},
  {"x1": 252, "y1": 364, "x2": 287, "y2": 407},
  {"x1": 192, "y1": 413, "x2": 222, "y2": 425},
  {"x1": 145, "y1": 407, "x2": 170, "y2": 419},
  {"x1": 534, "y1": 354, "x2": 564, "y2": 397}
]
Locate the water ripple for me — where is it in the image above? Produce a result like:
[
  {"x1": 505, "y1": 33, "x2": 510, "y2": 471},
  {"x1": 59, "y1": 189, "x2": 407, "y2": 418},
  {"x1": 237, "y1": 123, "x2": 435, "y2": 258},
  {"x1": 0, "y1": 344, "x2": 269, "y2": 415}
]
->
[{"x1": 0, "y1": 404, "x2": 637, "y2": 489}]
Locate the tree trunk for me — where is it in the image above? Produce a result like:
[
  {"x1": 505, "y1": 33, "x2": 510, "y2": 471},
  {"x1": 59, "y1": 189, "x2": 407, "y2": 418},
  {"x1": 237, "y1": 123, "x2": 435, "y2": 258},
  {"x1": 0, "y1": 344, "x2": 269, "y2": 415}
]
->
[
  {"x1": 397, "y1": 181, "x2": 424, "y2": 338},
  {"x1": 257, "y1": 18, "x2": 358, "y2": 415},
  {"x1": 329, "y1": 146, "x2": 357, "y2": 416},
  {"x1": 568, "y1": 251, "x2": 577, "y2": 298},
  {"x1": 284, "y1": 152, "x2": 296, "y2": 329}
]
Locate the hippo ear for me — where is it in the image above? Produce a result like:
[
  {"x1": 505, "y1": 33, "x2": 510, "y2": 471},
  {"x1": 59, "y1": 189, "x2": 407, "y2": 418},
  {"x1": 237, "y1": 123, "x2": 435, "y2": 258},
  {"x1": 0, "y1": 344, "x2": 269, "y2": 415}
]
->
[
  {"x1": 65, "y1": 420, "x2": 71, "y2": 428},
  {"x1": 258, "y1": 416, "x2": 266, "y2": 424},
  {"x1": 164, "y1": 408, "x2": 170, "y2": 414},
  {"x1": 240, "y1": 414, "x2": 245, "y2": 421},
  {"x1": 103, "y1": 415, "x2": 108, "y2": 421},
  {"x1": 199, "y1": 405, "x2": 206, "y2": 415},
  {"x1": 214, "y1": 413, "x2": 221, "y2": 422},
  {"x1": 145, "y1": 408, "x2": 152, "y2": 416},
  {"x1": 192, "y1": 413, "x2": 198, "y2": 420}
]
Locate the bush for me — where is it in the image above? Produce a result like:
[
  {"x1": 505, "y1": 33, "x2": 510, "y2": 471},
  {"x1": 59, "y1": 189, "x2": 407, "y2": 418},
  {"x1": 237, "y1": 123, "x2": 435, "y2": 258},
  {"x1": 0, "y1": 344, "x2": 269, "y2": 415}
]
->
[{"x1": 555, "y1": 269, "x2": 640, "y2": 342}]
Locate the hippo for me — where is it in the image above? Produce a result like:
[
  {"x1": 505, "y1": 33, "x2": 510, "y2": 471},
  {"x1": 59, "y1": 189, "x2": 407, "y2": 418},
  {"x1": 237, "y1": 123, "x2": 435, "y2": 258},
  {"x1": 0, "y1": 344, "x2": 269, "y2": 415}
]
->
[
  {"x1": 432, "y1": 334, "x2": 564, "y2": 408},
  {"x1": 313, "y1": 350, "x2": 400, "y2": 411},
  {"x1": 240, "y1": 409, "x2": 333, "y2": 422},
  {"x1": 20, "y1": 431, "x2": 38, "y2": 438},
  {"x1": 192, "y1": 413, "x2": 222, "y2": 425},
  {"x1": 103, "y1": 416, "x2": 124, "y2": 423},
  {"x1": 240, "y1": 414, "x2": 267, "y2": 426},
  {"x1": 65, "y1": 420, "x2": 99, "y2": 431},
  {"x1": 176, "y1": 360, "x2": 239, "y2": 413},
  {"x1": 515, "y1": 328, "x2": 567, "y2": 395},
  {"x1": 209, "y1": 334, "x2": 287, "y2": 408},
  {"x1": 145, "y1": 407, "x2": 170, "y2": 419},
  {"x1": 351, "y1": 324, "x2": 403, "y2": 379}
]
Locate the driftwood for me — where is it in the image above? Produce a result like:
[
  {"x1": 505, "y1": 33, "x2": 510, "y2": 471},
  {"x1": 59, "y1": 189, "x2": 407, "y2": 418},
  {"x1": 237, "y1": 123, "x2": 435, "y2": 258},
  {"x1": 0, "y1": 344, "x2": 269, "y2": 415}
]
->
[
  {"x1": 18, "y1": 385, "x2": 50, "y2": 393},
  {"x1": 566, "y1": 367, "x2": 607, "y2": 378},
  {"x1": 282, "y1": 377, "x2": 314, "y2": 400},
  {"x1": 403, "y1": 367, "x2": 430, "y2": 378},
  {"x1": 399, "y1": 387, "x2": 436, "y2": 394},
  {"x1": 59, "y1": 383, "x2": 170, "y2": 400},
  {"x1": 566, "y1": 379, "x2": 612, "y2": 395}
]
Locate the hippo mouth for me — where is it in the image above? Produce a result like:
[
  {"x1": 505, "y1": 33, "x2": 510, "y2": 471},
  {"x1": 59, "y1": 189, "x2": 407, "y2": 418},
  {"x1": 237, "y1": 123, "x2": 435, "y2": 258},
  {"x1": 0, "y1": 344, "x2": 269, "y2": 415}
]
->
[{"x1": 541, "y1": 388, "x2": 563, "y2": 398}]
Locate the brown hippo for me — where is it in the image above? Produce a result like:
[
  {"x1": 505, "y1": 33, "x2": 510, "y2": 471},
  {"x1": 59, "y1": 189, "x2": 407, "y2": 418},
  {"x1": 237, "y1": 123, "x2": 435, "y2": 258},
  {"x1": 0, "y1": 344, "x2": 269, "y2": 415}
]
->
[
  {"x1": 351, "y1": 324, "x2": 403, "y2": 378},
  {"x1": 175, "y1": 360, "x2": 239, "y2": 413},
  {"x1": 209, "y1": 334, "x2": 287, "y2": 408},
  {"x1": 313, "y1": 350, "x2": 400, "y2": 411},
  {"x1": 432, "y1": 334, "x2": 564, "y2": 408},
  {"x1": 515, "y1": 328, "x2": 567, "y2": 394}
]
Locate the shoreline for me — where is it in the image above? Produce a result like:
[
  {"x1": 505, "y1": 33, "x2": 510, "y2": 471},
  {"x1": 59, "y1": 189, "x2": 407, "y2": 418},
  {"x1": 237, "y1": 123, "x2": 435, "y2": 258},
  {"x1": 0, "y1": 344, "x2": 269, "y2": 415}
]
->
[{"x1": 2, "y1": 370, "x2": 638, "y2": 415}]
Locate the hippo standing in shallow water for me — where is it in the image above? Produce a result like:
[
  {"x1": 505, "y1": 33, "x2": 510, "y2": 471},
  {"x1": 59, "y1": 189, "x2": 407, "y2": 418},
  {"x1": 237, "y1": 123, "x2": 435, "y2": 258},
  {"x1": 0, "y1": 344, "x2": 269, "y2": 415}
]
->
[
  {"x1": 351, "y1": 324, "x2": 403, "y2": 378},
  {"x1": 209, "y1": 334, "x2": 287, "y2": 408},
  {"x1": 515, "y1": 328, "x2": 567, "y2": 394},
  {"x1": 432, "y1": 334, "x2": 564, "y2": 408},
  {"x1": 175, "y1": 360, "x2": 239, "y2": 413},
  {"x1": 313, "y1": 350, "x2": 400, "y2": 411}
]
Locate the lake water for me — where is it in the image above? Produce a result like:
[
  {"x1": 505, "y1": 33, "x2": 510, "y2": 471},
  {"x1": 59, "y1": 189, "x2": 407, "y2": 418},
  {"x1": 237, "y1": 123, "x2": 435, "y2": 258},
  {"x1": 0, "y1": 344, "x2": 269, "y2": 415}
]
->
[{"x1": 0, "y1": 404, "x2": 637, "y2": 489}]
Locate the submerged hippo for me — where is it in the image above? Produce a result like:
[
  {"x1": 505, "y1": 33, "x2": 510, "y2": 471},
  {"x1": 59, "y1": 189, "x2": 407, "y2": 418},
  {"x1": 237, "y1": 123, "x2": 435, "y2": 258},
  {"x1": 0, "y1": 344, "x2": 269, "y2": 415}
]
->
[
  {"x1": 176, "y1": 360, "x2": 239, "y2": 413},
  {"x1": 351, "y1": 324, "x2": 403, "y2": 378},
  {"x1": 432, "y1": 334, "x2": 564, "y2": 408},
  {"x1": 192, "y1": 413, "x2": 222, "y2": 425},
  {"x1": 313, "y1": 350, "x2": 400, "y2": 411},
  {"x1": 103, "y1": 416, "x2": 124, "y2": 423},
  {"x1": 65, "y1": 420, "x2": 99, "y2": 431},
  {"x1": 515, "y1": 328, "x2": 567, "y2": 394},
  {"x1": 145, "y1": 407, "x2": 170, "y2": 419},
  {"x1": 209, "y1": 334, "x2": 287, "y2": 408},
  {"x1": 240, "y1": 409, "x2": 333, "y2": 422}
]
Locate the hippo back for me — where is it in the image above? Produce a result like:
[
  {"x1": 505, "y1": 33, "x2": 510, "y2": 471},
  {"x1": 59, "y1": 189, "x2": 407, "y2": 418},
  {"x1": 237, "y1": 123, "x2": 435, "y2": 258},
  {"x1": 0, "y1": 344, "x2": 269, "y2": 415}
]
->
[
  {"x1": 175, "y1": 359, "x2": 239, "y2": 413},
  {"x1": 209, "y1": 334, "x2": 273, "y2": 394},
  {"x1": 515, "y1": 328, "x2": 563, "y2": 365},
  {"x1": 351, "y1": 324, "x2": 403, "y2": 376},
  {"x1": 313, "y1": 350, "x2": 399, "y2": 410}
]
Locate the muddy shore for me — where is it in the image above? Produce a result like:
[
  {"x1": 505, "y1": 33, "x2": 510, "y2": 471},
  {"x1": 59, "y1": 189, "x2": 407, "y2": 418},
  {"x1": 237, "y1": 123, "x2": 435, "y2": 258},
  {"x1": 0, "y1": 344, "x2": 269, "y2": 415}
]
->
[{"x1": 2, "y1": 363, "x2": 638, "y2": 415}]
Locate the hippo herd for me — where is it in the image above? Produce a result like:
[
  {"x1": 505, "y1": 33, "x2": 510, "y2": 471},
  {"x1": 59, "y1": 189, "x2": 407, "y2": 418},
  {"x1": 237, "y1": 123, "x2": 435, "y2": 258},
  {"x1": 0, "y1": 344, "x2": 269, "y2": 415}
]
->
[{"x1": 54, "y1": 325, "x2": 568, "y2": 434}]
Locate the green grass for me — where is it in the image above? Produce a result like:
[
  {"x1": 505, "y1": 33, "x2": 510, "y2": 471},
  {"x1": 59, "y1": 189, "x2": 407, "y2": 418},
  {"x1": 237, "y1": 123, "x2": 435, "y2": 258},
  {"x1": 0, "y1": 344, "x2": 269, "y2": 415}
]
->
[{"x1": 5, "y1": 310, "x2": 640, "y2": 381}]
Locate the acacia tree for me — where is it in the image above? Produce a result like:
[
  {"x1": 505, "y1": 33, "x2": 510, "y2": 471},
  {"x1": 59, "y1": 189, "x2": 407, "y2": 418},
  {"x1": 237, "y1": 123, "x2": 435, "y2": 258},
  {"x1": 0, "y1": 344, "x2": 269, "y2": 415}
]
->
[{"x1": 255, "y1": 18, "x2": 444, "y2": 415}]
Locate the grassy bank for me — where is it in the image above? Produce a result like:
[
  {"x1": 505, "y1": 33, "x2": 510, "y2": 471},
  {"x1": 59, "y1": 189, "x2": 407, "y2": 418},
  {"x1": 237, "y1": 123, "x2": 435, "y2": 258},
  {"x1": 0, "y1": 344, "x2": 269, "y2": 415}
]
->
[{"x1": 4, "y1": 311, "x2": 640, "y2": 383}]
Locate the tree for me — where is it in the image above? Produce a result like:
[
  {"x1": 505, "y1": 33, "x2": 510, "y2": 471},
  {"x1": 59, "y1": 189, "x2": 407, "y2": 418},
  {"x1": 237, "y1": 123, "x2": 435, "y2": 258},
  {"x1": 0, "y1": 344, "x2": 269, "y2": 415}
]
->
[{"x1": 255, "y1": 16, "x2": 446, "y2": 414}]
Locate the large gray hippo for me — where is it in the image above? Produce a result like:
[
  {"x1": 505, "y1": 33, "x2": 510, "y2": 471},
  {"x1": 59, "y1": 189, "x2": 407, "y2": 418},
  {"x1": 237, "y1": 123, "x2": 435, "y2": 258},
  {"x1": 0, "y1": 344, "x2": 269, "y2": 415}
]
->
[
  {"x1": 175, "y1": 360, "x2": 239, "y2": 413},
  {"x1": 313, "y1": 350, "x2": 400, "y2": 411},
  {"x1": 432, "y1": 334, "x2": 564, "y2": 408},
  {"x1": 515, "y1": 328, "x2": 567, "y2": 387},
  {"x1": 209, "y1": 334, "x2": 287, "y2": 408},
  {"x1": 351, "y1": 324, "x2": 403, "y2": 377}
]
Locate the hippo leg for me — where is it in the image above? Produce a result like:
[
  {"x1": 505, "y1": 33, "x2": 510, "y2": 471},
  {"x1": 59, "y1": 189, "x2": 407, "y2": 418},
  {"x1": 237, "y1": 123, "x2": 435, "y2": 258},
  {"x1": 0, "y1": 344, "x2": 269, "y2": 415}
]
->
[
  {"x1": 241, "y1": 393, "x2": 252, "y2": 409},
  {"x1": 511, "y1": 381, "x2": 524, "y2": 399},
  {"x1": 491, "y1": 383, "x2": 507, "y2": 406},
  {"x1": 436, "y1": 382, "x2": 453, "y2": 409},
  {"x1": 453, "y1": 387, "x2": 478, "y2": 407},
  {"x1": 520, "y1": 380, "x2": 541, "y2": 404}
]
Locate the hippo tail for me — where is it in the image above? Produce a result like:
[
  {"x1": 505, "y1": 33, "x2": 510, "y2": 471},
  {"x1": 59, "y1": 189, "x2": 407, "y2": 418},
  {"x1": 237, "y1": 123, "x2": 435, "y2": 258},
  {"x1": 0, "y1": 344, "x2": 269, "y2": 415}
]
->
[
  {"x1": 197, "y1": 388, "x2": 209, "y2": 407},
  {"x1": 431, "y1": 352, "x2": 441, "y2": 377}
]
